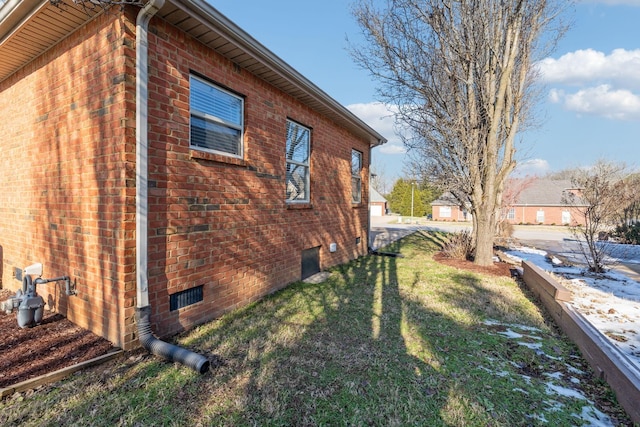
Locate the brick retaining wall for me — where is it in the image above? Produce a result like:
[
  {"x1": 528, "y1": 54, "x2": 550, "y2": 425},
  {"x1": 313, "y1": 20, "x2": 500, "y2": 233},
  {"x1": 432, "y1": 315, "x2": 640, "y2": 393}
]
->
[{"x1": 522, "y1": 261, "x2": 640, "y2": 423}]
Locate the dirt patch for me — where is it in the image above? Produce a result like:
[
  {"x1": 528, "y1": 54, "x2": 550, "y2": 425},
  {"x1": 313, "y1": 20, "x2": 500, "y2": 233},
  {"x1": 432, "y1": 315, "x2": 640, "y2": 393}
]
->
[
  {"x1": 0, "y1": 289, "x2": 115, "y2": 389},
  {"x1": 433, "y1": 252, "x2": 514, "y2": 277}
]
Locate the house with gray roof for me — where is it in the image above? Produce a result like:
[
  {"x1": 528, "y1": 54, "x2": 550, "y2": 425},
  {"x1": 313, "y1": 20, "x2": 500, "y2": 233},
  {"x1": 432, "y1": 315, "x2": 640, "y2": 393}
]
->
[
  {"x1": 431, "y1": 179, "x2": 585, "y2": 225},
  {"x1": 430, "y1": 192, "x2": 471, "y2": 222},
  {"x1": 503, "y1": 179, "x2": 584, "y2": 225},
  {"x1": 370, "y1": 188, "x2": 388, "y2": 216}
]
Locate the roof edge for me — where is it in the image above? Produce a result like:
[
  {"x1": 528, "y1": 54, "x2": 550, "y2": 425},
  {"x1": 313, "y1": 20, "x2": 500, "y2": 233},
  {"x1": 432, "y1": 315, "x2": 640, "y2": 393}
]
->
[
  {"x1": 169, "y1": 0, "x2": 386, "y2": 147},
  {"x1": 0, "y1": 0, "x2": 44, "y2": 46}
]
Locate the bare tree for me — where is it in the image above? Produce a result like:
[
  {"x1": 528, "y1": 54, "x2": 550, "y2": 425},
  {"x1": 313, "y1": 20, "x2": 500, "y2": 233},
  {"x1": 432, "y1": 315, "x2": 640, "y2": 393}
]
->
[
  {"x1": 370, "y1": 159, "x2": 395, "y2": 195},
  {"x1": 497, "y1": 175, "x2": 537, "y2": 237},
  {"x1": 563, "y1": 161, "x2": 629, "y2": 273},
  {"x1": 350, "y1": 0, "x2": 569, "y2": 265}
]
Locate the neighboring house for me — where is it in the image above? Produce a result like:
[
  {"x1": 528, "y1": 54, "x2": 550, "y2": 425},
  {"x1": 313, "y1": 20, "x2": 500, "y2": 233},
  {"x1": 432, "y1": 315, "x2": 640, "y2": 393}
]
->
[
  {"x1": 502, "y1": 179, "x2": 584, "y2": 226},
  {"x1": 431, "y1": 192, "x2": 471, "y2": 222},
  {"x1": 370, "y1": 188, "x2": 388, "y2": 216},
  {"x1": 431, "y1": 180, "x2": 584, "y2": 225},
  {"x1": 0, "y1": 0, "x2": 386, "y2": 350}
]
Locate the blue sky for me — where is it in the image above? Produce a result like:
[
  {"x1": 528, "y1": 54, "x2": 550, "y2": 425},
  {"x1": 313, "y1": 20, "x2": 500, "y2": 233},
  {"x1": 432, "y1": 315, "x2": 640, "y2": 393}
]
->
[{"x1": 211, "y1": 0, "x2": 640, "y2": 181}]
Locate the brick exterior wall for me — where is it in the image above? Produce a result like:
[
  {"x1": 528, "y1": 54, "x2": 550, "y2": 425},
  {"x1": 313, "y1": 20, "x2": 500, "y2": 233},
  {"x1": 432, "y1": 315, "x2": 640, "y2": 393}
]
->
[
  {"x1": 146, "y1": 19, "x2": 370, "y2": 338},
  {"x1": 431, "y1": 204, "x2": 583, "y2": 225},
  {"x1": 504, "y1": 206, "x2": 583, "y2": 226},
  {"x1": 431, "y1": 205, "x2": 470, "y2": 222},
  {"x1": 0, "y1": 11, "x2": 371, "y2": 348},
  {"x1": 0, "y1": 12, "x2": 136, "y2": 347}
]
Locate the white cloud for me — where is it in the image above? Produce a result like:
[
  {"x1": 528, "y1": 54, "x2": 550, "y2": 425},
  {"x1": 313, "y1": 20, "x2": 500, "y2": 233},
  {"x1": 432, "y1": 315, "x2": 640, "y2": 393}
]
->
[
  {"x1": 537, "y1": 49, "x2": 640, "y2": 88},
  {"x1": 550, "y1": 84, "x2": 640, "y2": 120},
  {"x1": 513, "y1": 159, "x2": 551, "y2": 177},
  {"x1": 537, "y1": 49, "x2": 640, "y2": 120},
  {"x1": 348, "y1": 102, "x2": 404, "y2": 149},
  {"x1": 378, "y1": 143, "x2": 407, "y2": 155}
]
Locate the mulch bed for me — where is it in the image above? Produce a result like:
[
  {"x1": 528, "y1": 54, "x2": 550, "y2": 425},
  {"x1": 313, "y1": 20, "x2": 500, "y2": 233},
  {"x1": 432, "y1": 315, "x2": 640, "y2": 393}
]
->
[
  {"x1": 433, "y1": 252, "x2": 515, "y2": 277},
  {"x1": 0, "y1": 289, "x2": 115, "y2": 389}
]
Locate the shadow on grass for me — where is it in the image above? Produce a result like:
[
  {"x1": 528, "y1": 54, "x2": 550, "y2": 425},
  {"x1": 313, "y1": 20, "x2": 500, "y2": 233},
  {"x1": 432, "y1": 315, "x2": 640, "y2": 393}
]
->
[{"x1": 1, "y1": 231, "x2": 626, "y2": 426}]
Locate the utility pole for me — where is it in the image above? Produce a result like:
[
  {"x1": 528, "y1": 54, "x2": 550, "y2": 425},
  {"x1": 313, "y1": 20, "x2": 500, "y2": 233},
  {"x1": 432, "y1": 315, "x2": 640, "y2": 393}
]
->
[{"x1": 411, "y1": 181, "x2": 415, "y2": 218}]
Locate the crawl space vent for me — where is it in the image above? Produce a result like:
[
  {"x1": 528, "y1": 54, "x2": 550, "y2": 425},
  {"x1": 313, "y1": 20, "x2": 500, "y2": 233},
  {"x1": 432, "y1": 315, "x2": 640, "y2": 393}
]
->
[
  {"x1": 301, "y1": 246, "x2": 320, "y2": 280},
  {"x1": 170, "y1": 285, "x2": 203, "y2": 311}
]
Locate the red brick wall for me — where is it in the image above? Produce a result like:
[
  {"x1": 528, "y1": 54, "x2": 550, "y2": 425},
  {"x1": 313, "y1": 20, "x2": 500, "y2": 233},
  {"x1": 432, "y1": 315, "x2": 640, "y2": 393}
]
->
[
  {"x1": 145, "y1": 20, "x2": 371, "y2": 337},
  {"x1": 1, "y1": 10, "x2": 372, "y2": 348},
  {"x1": 432, "y1": 205, "x2": 470, "y2": 222},
  {"x1": 505, "y1": 206, "x2": 584, "y2": 226},
  {"x1": 0, "y1": 13, "x2": 137, "y2": 347}
]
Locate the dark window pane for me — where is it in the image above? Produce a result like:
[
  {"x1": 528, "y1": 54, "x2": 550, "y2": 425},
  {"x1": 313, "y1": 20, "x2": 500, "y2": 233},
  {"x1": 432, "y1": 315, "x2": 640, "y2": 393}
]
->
[{"x1": 191, "y1": 115, "x2": 241, "y2": 155}]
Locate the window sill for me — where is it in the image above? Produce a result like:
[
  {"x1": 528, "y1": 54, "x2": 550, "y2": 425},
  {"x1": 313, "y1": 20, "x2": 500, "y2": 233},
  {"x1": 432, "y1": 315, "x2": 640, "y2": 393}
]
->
[
  {"x1": 287, "y1": 203, "x2": 313, "y2": 210},
  {"x1": 190, "y1": 149, "x2": 246, "y2": 167}
]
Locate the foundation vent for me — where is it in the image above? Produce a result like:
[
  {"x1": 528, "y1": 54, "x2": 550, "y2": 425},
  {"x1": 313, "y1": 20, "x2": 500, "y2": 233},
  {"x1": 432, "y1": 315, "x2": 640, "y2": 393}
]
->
[{"x1": 170, "y1": 285, "x2": 203, "y2": 311}]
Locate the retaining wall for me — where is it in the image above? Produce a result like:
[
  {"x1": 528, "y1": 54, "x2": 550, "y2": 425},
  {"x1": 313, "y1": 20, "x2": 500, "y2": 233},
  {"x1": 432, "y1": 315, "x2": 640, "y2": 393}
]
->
[{"x1": 521, "y1": 261, "x2": 640, "y2": 424}]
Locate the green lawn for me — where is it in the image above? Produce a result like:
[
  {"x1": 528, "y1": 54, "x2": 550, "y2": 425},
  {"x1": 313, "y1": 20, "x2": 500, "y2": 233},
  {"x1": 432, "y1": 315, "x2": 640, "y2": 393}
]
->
[{"x1": 0, "y1": 231, "x2": 632, "y2": 426}]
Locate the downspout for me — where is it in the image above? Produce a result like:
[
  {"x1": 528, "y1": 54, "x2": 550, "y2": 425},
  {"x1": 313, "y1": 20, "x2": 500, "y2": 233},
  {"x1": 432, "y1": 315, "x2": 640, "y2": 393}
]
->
[
  {"x1": 367, "y1": 146, "x2": 373, "y2": 253},
  {"x1": 135, "y1": 0, "x2": 209, "y2": 374}
]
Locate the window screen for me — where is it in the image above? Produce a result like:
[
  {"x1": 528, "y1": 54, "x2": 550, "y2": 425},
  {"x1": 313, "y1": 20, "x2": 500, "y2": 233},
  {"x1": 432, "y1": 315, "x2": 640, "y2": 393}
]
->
[
  {"x1": 351, "y1": 150, "x2": 362, "y2": 204},
  {"x1": 190, "y1": 75, "x2": 243, "y2": 157},
  {"x1": 286, "y1": 120, "x2": 311, "y2": 202}
]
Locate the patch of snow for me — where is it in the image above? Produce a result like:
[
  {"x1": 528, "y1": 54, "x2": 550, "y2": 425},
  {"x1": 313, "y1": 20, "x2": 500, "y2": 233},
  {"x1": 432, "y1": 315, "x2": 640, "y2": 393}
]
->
[
  {"x1": 575, "y1": 405, "x2": 614, "y2": 427},
  {"x1": 564, "y1": 363, "x2": 585, "y2": 375},
  {"x1": 518, "y1": 341, "x2": 543, "y2": 350},
  {"x1": 497, "y1": 328, "x2": 524, "y2": 339},
  {"x1": 544, "y1": 372, "x2": 563, "y2": 380},
  {"x1": 545, "y1": 382, "x2": 586, "y2": 400},
  {"x1": 482, "y1": 320, "x2": 618, "y2": 426},
  {"x1": 504, "y1": 247, "x2": 640, "y2": 371}
]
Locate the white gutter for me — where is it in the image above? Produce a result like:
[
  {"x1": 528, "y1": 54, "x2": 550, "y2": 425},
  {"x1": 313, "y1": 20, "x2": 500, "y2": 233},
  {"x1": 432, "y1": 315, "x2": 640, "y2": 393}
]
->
[{"x1": 136, "y1": 0, "x2": 209, "y2": 373}]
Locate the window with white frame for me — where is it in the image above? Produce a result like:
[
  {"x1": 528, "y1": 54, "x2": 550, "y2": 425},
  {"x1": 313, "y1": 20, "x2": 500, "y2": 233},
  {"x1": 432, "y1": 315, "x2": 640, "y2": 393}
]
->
[
  {"x1": 189, "y1": 74, "x2": 243, "y2": 157},
  {"x1": 286, "y1": 120, "x2": 311, "y2": 202},
  {"x1": 507, "y1": 208, "x2": 515, "y2": 220},
  {"x1": 440, "y1": 206, "x2": 452, "y2": 218},
  {"x1": 351, "y1": 150, "x2": 363, "y2": 204}
]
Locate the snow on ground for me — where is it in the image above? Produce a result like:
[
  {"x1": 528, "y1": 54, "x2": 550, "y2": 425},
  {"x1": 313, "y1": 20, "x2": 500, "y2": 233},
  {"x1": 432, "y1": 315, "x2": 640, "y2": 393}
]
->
[
  {"x1": 503, "y1": 246, "x2": 640, "y2": 371},
  {"x1": 481, "y1": 319, "x2": 614, "y2": 426}
]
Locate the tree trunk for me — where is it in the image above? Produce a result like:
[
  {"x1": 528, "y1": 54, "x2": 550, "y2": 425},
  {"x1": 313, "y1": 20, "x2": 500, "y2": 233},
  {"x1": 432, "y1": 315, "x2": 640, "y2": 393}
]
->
[{"x1": 473, "y1": 206, "x2": 496, "y2": 266}]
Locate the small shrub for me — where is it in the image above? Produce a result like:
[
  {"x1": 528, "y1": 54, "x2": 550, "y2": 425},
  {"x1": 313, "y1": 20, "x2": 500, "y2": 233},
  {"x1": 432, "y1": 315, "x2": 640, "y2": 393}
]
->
[
  {"x1": 612, "y1": 222, "x2": 640, "y2": 245},
  {"x1": 441, "y1": 230, "x2": 475, "y2": 260},
  {"x1": 497, "y1": 221, "x2": 514, "y2": 239}
]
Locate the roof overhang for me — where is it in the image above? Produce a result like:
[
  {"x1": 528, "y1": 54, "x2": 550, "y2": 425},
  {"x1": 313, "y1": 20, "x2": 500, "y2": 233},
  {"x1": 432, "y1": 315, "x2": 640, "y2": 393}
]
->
[{"x1": 0, "y1": 0, "x2": 386, "y2": 148}]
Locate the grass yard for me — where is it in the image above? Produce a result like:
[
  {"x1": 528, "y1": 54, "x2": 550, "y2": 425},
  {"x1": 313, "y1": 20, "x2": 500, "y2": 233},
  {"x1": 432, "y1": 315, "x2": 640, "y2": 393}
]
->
[{"x1": 0, "y1": 231, "x2": 632, "y2": 426}]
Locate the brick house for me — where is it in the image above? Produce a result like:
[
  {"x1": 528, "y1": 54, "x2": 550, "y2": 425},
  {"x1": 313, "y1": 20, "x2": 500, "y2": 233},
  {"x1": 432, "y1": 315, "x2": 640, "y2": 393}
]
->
[
  {"x1": 431, "y1": 179, "x2": 585, "y2": 225},
  {"x1": 0, "y1": 0, "x2": 386, "y2": 351},
  {"x1": 501, "y1": 179, "x2": 585, "y2": 226},
  {"x1": 430, "y1": 193, "x2": 471, "y2": 222},
  {"x1": 370, "y1": 188, "x2": 388, "y2": 217}
]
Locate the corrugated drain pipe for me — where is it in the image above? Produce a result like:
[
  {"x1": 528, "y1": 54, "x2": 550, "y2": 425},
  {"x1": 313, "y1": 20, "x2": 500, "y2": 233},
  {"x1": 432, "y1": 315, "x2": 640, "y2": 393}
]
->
[{"x1": 135, "y1": 0, "x2": 209, "y2": 374}]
